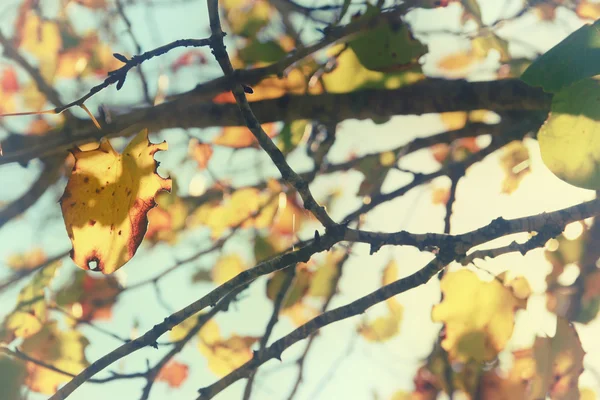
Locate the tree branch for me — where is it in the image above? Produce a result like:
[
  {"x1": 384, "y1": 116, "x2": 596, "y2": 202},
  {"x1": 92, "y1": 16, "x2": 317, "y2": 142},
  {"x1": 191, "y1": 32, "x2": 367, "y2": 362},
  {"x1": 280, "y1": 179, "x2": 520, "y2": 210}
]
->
[{"x1": 0, "y1": 80, "x2": 549, "y2": 167}]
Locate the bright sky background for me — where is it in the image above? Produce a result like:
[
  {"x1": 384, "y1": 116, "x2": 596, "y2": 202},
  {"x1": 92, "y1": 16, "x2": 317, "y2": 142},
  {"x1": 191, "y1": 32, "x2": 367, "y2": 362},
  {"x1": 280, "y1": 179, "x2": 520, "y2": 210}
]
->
[{"x1": 1, "y1": 1, "x2": 600, "y2": 399}]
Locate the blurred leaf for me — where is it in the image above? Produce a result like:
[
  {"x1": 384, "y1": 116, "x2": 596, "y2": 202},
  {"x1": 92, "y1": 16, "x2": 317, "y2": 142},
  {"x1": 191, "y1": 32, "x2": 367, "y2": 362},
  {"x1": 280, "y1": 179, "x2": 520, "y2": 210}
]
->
[
  {"x1": 212, "y1": 254, "x2": 246, "y2": 285},
  {"x1": 188, "y1": 139, "x2": 213, "y2": 169},
  {"x1": 347, "y1": 5, "x2": 427, "y2": 72},
  {"x1": 19, "y1": 13, "x2": 61, "y2": 81},
  {"x1": 278, "y1": 120, "x2": 307, "y2": 155},
  {"x1": 213, "y1": 123, "x2": 277, "y2": 148},
  {"x1": 537, "y1": 78, "x2": 600, "y2": 189},
  {"x1": 5, "y1": 248, "x2": 47, "y2": 271},
  {"x1": 197, "y1": 319, "x2": 259, "y2": 376},
  {"x1": 145, "y1": 192, "x2": 189, "y2": 244},
  {"x1": 358, "y1": 260, "x2": 404, "y2": 342},
  {"x1": 521, "y1": 20, "x2": 600, "y2": 93},
  {"x1": 308, "y1": 252, "x2": 343, "y2": 298},
  {"x1": 238, "y1": 40, "x2": 286, "y2": 65},
  {"x1": 170, "y1": 315, "x2": 200, "y2": 342},
  {"x1": 60, "y1": 129, "x2": 171, "y2": 273},
  {"x1": 472, "y1": 33, "x2": 510, "y2": 62},
  {"x1": 56, "y1": 271, "x2": 122, "y2": 322},
  {"x1": 3, "y1": 261, "x2": 60, "y2": 341},
  {"x1": 530, "y1": 317, "x2": 585, "y2": 400},
  {"x1": 266, "y1": 265, "x2": 312, "y2": 308},
  {"x1": 577, "y1": 1, "x2": 600, "y2": 20},
  {"x1": 221, "y1": 0, "x2": 272, "y2": 38},
  {"x1": 431, "y1": 270, "x2": 529, "y2": 362},
  {"x1": 20, "y1": 322, "x2": 89, "y2": 394},
  {"x1": 156, "y1": 361, "x2": 189, "y2": 388},
  {"x1": 499, "y1": 140, "x2": 530, "y2": 194},
  {"x1": 323, "y1": 45, "x2": 423, "y2": 93},
  {"x1": 0, "y1": 355, "x2": 26, "y2": 400},
  {"x1": 189, "y1": 188, "x2": 278, "y2": 238}
]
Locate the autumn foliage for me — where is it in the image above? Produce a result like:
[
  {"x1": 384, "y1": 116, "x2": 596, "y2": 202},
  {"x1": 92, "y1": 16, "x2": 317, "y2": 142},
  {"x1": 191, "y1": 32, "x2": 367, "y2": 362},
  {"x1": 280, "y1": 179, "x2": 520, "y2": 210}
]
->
[{"x1": 2, "y1": 1, "x2": 600, "y2": 400}]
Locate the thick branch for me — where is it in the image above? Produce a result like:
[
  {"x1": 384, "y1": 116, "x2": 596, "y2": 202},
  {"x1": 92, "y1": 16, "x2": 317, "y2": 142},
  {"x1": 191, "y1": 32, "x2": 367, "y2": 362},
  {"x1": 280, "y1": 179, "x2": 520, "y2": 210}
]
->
[{"x1": 0, "y1": 79, "x2": 550, "y2": 167}]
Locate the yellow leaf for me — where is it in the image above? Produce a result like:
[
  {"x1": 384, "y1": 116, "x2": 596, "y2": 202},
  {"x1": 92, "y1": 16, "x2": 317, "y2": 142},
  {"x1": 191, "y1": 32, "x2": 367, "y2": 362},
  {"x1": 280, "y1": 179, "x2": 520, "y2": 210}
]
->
[
  {"x1": 189, "y1": 188, "x2": 277, "y2": 238},
  {"x1": 60, "y1": 129, "x2": 172, "y2": 274},
  {"x1": 577, "y1": 2, "x2": 600, "y2": 19},
  {"x1": 308, "y1": 252, "x2": 342, "y2": 298},
  {"x1": 170, "y1": 315, "x2": 201, "y2": 342},
  {"x1": 20, "y1": 322, "x2": 89, "y2": 394},
  {"x1": 197, "y1": 319, "x2": 259, "y2": 376},
  {"x1": 5, "y1": 248, "x2": 47, "y2": 270},
  {"x1": 212, "y1": 254, "x2": 246, "y2": 285},
  {"x1": 431, "y1": 270, "x2": 527, "y2": 362},
  {"x1": 530, "y1": 317, "x2": 585, "y2": 400},
  {"x1": 4, "y1": 261, "x2": 60, "y2": 340},
  {"x1": 20, "y1": 13, "x2": 61, "y2": 81},
  {"x1": 437, "y1": 51, "x2": 477, "y2": 73},
  {"x1": 266, "y1": 265, "x2": 312, "y2": 308},
  {"x1": 188, "y1": 139, "x2": 213, "y2": 169},
  {"x1": 359, "y1": 260, "x2": 404, "y2": 342}
]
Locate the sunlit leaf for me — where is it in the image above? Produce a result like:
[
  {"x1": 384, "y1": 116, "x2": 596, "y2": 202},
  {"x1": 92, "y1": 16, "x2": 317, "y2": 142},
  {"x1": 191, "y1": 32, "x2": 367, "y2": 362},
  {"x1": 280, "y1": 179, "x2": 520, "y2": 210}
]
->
[
  {"x1": 322, "y1": 45, "x2": 423, "y2": 93},
  {"x1": 221, "y1": 0, "x2": 272, "y2": 37},
  {"x1": 60, "y1": 129, "x2": 172, "y2": 273},
  {"x1": 5, "y1": 248, "x2": 47, "y2": 271},
  {"x1": 577, "y1": 1, "x2": 600, "y2": 20},
  {"x1": 156, "y1": 360, "x2": 189, "y2": 388},
  {"x1": 308, "y1": 252, "x2": 342, "y2": 298},
  {"x1": 212, "y1": 254, "x2": 246, "y2": 285},
  {"x1": 20, "y1": 321, "x2": 89, "y2": 394},
  {"x1": 499, "y1": 140, "x2": 530, "y2": 194},
  {"x1": 56, "y1": 270, "x2": 123, "y2": 322},
  {"x1": 197, "y1": 319, "x2": 259, "y2": 376},
  {"x1": 213, "y1": 123, "x2": 277, "y2": 148},
  {"x1": 3, "y1": 261, "x2": 60, "y2": 341},
  {"x1": 19, "y1": 12, "x2": 61, "y2": 81},
  {"x1": 536, "y1": 78, "x2": 600, "y2": 190},
  {"x1": 266, "y1": 264, "x2": 312, "y2": 309},
  {"x1": 145, "y1": 191, "x2": 188, "y2": 244},
  {"x1": 431, "y1": 270, "x2": 529, "y2": 362}
]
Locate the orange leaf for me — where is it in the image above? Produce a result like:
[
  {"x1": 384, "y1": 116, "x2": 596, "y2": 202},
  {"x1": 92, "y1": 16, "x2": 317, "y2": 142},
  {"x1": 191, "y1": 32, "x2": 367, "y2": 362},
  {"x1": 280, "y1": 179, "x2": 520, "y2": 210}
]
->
[
  {"x1": 213, "y1": 123, "x2": 277, "y2": 148},
  {"x1": 157, "y1": 361, "x2": 189, "y2": 388},
  {"x1": 577, "y1": 2, "x2": 600, "y2": 20},
  {"x1": 60, "y1": 129, "x2": 171, "y2": 273},
  {"x1": 1, "y1": 67, "x2": 19, "y2": 93},
  {"x1": 189, "y1": 139, "x2": 213, "y2": 169}
]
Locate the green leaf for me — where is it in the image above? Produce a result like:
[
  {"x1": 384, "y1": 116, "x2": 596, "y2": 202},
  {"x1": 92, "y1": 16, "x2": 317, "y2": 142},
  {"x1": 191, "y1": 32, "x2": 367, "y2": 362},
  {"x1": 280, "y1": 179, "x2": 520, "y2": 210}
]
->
[
  {"x1": 238, "y1": 40, "x2": 286, "y2": 65},
  {"x1": 278, "y1": 120, "x2": 307, "y2": 155},
  {"x1": 521, "y1": 20, "x2": 600, "y2": 93},
  {"x1": 0, "y1": 356, "x2": 26, "y2": 400},
  {"x1": 537, "y1": 78, "x2": 600, "y2": 190},
  {"x1": 347, "y1": 4, "x2": 427, "y2": 72}
]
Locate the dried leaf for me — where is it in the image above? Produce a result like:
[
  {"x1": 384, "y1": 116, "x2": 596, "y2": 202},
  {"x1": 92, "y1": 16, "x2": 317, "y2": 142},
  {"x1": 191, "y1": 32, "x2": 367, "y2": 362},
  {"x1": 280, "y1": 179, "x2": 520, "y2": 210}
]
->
[{"x1": 60, "y1": 129, "x2": 171, "y2": 273}]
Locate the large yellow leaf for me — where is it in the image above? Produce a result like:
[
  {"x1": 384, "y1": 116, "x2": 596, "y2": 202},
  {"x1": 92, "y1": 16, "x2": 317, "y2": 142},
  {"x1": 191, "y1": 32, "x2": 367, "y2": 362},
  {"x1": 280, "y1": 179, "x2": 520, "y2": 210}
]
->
[
  {"x1": 431, "y1": 270, "x2": 529, "y2": 362},
  {"x1": 60, "y1": 129, "x2": 171, "y2": 274},
  {"x1": 19, "y1": 13, "x2": 61, "y2": 81},
  {"x1": 537, "y1": 78, "x2": 600, "y2": 190},
  {"x1": 20, "y1": 322, "x2": 89, "y2": 394}
]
